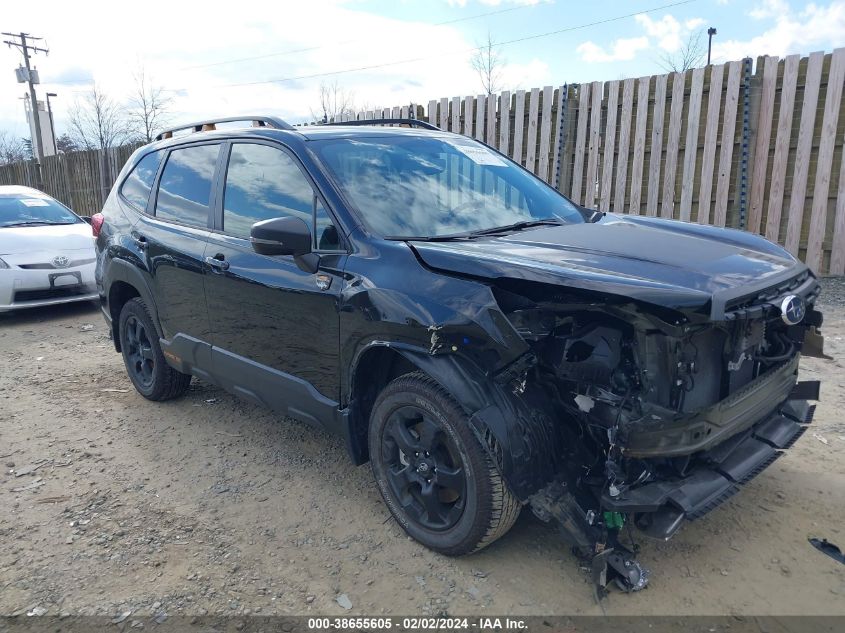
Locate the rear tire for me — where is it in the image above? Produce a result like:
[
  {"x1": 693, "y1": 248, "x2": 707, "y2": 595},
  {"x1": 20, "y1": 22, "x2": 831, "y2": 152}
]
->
[
  {"x1": 369, "y1": 372, "x2": 521, "y2": 556},
  {"x1": 118, "y1": 297, "x2": 191, "y2": 401}
]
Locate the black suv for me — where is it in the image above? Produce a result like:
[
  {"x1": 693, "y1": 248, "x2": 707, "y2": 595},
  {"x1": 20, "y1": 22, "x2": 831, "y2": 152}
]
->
[{"x1": 94, "y1": 115, "x2": 824, "y2": 591}]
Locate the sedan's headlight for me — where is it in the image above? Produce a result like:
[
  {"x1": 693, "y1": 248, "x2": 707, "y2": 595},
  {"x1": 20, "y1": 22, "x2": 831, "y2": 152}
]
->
[{"x1": 0, "y1": 257, "x2": 9, "y2": 269}]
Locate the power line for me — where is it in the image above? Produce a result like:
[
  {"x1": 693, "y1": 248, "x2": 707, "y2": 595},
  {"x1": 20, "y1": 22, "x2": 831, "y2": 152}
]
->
[
  {"x1": 176, "y1": 0, "x2": 696, "y2": 92},
  {"x1": 178, "y1": 4, "x2": 541, "y2": 71}
]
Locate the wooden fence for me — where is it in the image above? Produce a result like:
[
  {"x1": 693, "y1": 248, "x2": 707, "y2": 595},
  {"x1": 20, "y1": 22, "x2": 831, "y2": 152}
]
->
[
  {"x1": 337, "y1": 49, "x2": 845, "y2": 275},
  {"x1": 0, "y1": 143, "x2": 142, "y2": 218},
  {"x1": 2, "y1": 48, "x2": 844, "y2": 274}
]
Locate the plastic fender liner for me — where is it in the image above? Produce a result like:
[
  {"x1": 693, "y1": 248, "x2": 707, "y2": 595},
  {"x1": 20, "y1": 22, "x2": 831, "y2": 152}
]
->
[{"x1": 392, "y1": 347, "x2": 563, "y2": 501}]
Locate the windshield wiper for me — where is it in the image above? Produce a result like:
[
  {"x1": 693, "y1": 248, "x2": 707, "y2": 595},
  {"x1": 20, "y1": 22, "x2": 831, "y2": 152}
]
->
[
  {"x1": 386, "y1": 219, "x2": 566, "y2": 243},
  {"x1": 466, "y1": 218, "x2": 565, "y2": 236},
  {"x1": 394, "y1": 234, "x2": 476, "y2": 242},
  {"x1": 2, "y1": 221, "x2": 75, "y2": 227},
  {"x1": 2, "y1": 221, "x2": 52, "y2": 227}
]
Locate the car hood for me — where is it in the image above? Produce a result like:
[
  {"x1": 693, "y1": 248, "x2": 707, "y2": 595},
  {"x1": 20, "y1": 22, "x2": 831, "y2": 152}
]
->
[
  {"x1": 0, "y1": 222, "x2": 93, "y2": 255},
  {"x1": 410, "y1": 214, "x2": 807, "y2": 318}
]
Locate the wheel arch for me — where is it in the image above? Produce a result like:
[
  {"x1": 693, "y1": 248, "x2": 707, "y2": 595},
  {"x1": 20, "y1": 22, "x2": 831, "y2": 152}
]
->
[
  {"x1": 345, "y1": 344, "x2": 419, "y2": 465},
  {"x1": 105, "y1": 259, "x2": 162, "y2": 351},
  {"x1": 346, "y1": 342, "x2": 563, "y2": 501}
]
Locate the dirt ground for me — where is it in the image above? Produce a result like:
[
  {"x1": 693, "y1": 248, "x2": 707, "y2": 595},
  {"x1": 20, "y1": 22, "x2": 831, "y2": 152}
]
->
[{"x1": 1, "y1": 282, "x2": 844, "y2": 619}]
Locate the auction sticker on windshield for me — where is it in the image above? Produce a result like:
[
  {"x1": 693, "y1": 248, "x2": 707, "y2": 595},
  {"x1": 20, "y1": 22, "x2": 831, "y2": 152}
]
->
[
  {"x1": 20, "y1": 198, "x2": 50, "y2": 207},
  {"x1": 448, "y1": 138, "x2": 506, "y2": 166}
]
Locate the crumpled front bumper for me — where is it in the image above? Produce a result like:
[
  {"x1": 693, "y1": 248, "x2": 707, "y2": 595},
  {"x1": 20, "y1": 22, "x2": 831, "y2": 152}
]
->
[
  {"x1": 603, "y1": 397, "x2": 816, "y2": 539},
  {"x1": 622, "y1": 355, "x2": 801, "y2": 458}
]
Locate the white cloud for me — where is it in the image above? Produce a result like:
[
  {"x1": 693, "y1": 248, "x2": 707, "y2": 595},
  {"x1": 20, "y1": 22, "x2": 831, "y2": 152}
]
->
[
  {"x1": 578, "y1": 11, "x2": 704, "y2": 64},
  {"x1": 715, "y1": 1, "x2": 845, "y2": 61},
  {"x1": 577, "y1": 37, "x2": 650, "y2": 63},
  {"x1": 634, "y1": 14, "x2": 688, "y2": 53},
  {"x1": 446, "y1": 0, "x2": 544, "y2": 6},
  {"x1": 0, "y1": 0, "x2": 554, "y2": 138},
  {"x1": 500, "y1": 58, "x2": 551, "y2": 90},
  {"x1": 749, "y1": 0, "x2": 789, "y2": 19}
]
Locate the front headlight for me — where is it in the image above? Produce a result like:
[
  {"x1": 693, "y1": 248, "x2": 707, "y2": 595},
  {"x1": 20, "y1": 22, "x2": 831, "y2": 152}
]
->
[{"x1": 0, "y1": 257, "x2": 9, "y2": 269}]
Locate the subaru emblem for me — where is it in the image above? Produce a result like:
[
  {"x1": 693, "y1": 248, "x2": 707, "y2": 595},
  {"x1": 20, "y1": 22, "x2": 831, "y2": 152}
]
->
[
  {"x1": 780, "y1": 294, "x2": 805, "y2": 325},
  {"x1": 52, "y1": 255, "x2": 70, "y2": 268}
]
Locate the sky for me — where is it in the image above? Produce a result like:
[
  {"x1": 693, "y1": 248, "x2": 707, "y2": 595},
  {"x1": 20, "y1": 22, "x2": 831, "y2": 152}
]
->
[{"x1": 1, "y1": 0, "x2": 844, "y2": 141}]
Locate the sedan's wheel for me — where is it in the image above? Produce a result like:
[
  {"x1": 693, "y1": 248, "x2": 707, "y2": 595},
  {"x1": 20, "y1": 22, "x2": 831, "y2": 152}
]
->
[
  {"x1": 369, "y1": 372, "x2": 521, "y2": 556},
  {"x1": 118, "y1": 297, "x2": 191, "y2": 401}
]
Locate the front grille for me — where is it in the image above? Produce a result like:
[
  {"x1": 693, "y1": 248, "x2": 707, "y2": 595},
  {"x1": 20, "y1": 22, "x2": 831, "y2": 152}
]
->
[
  {"x1": 724, "y1": 272, "x2": 819, "y2": 321},
  {"x1": 18, "y1": 258, "x2": 95, "y2": 270},
  {"x1": 14, "y1": 285, "x2": 93, "y2": 303}
]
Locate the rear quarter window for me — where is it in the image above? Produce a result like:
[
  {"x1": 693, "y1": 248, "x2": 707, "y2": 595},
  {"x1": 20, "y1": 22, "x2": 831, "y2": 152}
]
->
[{"x1": 120, "y1": 151, "x2": 163, "y2": 211}]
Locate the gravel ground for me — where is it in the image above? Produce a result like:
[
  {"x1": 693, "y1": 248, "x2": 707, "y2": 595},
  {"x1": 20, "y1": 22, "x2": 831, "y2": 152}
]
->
[{"x1": 0, "y1": 281, "x2": 844, "y2": 619}]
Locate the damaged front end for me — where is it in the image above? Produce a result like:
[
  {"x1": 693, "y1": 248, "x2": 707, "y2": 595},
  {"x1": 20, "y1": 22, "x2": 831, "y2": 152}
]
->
[{"x1": 486, "y1": 270, "x2": 824, "y2": 593}]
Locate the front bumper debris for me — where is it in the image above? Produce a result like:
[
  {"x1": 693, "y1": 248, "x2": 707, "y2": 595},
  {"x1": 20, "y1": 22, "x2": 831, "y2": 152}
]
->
[
  {"x1": 622, "y1": 356, "x2": 801, "y2": 458},
  {"x1": 530, "y1": 391, "x2": 817, "y2": 596},
  {"x1": 605, "y1": 396, "x2": 816, "y2": 539}
]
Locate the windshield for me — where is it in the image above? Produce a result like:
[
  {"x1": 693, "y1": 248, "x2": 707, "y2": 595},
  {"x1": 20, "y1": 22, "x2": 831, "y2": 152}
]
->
[
  {"x1": 0, "y1": 194, "x2": 81, "y2": 228},
  {"x1": 311, "y1": 135, "x2": 584, "y2": 238}
]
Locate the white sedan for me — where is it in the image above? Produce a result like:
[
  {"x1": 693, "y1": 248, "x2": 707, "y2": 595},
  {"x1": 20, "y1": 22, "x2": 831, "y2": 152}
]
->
[{"x1": 0, "y1": 185, "x2": 97, "y2": 312}]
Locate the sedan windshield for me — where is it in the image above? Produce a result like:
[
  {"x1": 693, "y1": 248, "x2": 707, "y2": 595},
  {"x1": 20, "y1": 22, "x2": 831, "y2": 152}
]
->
[
  {"x1": 311, "y1": 135, "x2": 584, "y2": 238},
  {"x1": 0, "y1": 194, "x2": 81, "y2": 228}
]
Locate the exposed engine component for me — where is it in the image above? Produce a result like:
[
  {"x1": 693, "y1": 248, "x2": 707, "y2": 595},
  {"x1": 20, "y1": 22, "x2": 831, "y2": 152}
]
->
[{"x1": 498, "y1": 277, "x2": 823, "y2": 596}]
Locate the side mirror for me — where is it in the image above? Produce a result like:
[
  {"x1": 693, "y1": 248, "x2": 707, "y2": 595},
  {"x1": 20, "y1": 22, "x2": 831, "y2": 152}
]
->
[
  {"x1": 250, "y1": 216, "x2": 320, "y2": 274},
  {"x1": 250, "y1": 216, "x2": 312, "y2": 257}
]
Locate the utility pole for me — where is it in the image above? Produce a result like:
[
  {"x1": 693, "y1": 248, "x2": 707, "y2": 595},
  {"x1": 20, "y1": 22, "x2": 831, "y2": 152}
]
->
[
  {"x1": 3, "y1": 32, "x2": 49, "y2": 166},
  {"x1": 707, "y1": 27, "x2": 717, "y2": 65}
]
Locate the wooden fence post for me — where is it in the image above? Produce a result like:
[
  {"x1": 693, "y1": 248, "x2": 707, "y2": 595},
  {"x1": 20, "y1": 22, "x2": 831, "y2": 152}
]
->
[{"x1": 552, "y1": 85, "x2": 568, "y2": 192}]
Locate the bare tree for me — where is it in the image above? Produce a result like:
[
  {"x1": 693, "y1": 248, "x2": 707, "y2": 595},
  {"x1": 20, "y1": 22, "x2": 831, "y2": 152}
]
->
[
  {"x1": 128, "y1": 67, "x2": 173, "y2": 142},
  {"x1": 310, "y1": 81, "x2": 356, "y2": 123},
  {"x1": 67, "y1": 85, "x2": 131, "y2": 150},
  {"x1": 471, "y1": 32, "x2": 505, "y2": 96},
  {"x1": 0, "y1": 131, "x2": 30, "y2": 165},
  {"x1": 657, "y1": 30, "x2": 706, "y2": 73}
]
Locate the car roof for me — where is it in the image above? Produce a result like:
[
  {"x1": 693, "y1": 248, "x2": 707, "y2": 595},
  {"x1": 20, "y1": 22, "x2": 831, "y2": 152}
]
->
[
  {"x1": 142, "y1": 124, "x2": 456, "y2": 152},
  {"x1": 293, "y1": 126, "x2": 455, "y2": 141}
]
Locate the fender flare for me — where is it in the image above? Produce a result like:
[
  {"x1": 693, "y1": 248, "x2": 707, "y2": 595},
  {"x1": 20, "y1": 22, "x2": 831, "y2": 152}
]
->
[
  {"x1": 105, "y1": 258, "x2": 163, "y2": 343},
  {"x1": 390, "y1": 346, "x2": 562, "y2": 501}
]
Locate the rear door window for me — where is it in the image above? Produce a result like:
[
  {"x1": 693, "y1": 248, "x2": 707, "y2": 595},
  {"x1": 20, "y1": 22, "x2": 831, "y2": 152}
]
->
[
  {"x1": 120, "y1": 150, "x2": 163, "y2": 211},
  {"x1": 154, "y1": 144, "x2": 220, "y2": 228}
]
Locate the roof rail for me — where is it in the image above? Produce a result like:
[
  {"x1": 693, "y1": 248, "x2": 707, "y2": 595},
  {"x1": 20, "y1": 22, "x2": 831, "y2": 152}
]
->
[
  {"x1": 155, "y1": 116, "x2": 294, "y2": 141},
  {"x1": 324, "y1": 118, "x2": 441, "y2": 131}
]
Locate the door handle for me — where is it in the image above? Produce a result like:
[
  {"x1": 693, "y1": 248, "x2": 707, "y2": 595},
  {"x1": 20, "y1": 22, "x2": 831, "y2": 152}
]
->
[
  {"x1": 205, "y1": 254, "x2": 230, "y2": 271},
  {"x1": 131, "y1": 232, "x2": 148, "y2": 250}
]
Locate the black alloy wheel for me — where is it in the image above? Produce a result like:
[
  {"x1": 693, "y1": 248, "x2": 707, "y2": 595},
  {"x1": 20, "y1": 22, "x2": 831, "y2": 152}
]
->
[
  {"x1": 118, "y1": 297, "x2": 191, "y2": 401},
  {"x1": 369, "y1": 372, "x2": 521, "y2": 556},
  {"x1": 123, "y1": 314, "x2": 155, "y2": 389},
  {"x1": 382, "y1": 405, "x2": 467, "y2": 531}
]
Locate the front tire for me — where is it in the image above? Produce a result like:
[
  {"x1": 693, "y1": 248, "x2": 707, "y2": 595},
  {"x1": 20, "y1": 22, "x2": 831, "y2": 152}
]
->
[
  {"x1": 369, "y1": 372, "x2": 521, "y2": 556},
  {"x1": 118, "y1": 297, "x2": 191, "y2": 401}
]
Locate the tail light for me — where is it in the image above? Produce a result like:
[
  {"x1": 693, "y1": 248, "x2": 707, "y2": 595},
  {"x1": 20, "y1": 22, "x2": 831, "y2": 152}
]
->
[{"x1": 90, "y1": 213, "x2": 105, "y2": 238}]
